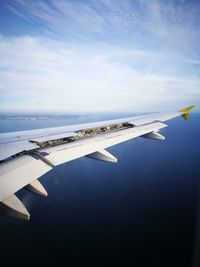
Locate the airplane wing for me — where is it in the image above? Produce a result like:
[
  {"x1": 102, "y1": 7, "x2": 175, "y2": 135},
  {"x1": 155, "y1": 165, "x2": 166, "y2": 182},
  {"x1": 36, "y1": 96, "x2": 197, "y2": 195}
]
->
[{"x1": 0, "y1": 105, "x2": 194, "y2": 220}]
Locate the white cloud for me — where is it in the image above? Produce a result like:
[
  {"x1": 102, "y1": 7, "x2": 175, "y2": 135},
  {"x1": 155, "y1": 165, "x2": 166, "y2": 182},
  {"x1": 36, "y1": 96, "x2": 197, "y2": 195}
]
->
[
  {"x1": 0, "y1": 36, "x2": 199, "y2": 112},
  {"x1": 7, "y1": 0, "x2": 200, "y2": 56},
  {"x1": 1, "y1": 1, "x2": 199, "y2": 111}
]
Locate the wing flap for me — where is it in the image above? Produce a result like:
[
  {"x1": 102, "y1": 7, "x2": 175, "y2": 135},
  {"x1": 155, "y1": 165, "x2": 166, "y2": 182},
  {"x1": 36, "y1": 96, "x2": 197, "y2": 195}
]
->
[
  {"x1": 0, "y1": 155, "x2": 52, "y2": 202},
  {"x1": 42, "y1": 122, "x2": 167, "y2": 166},
  {"x1": 0, "y1": 141, "x2": 39, "y2": 161}
]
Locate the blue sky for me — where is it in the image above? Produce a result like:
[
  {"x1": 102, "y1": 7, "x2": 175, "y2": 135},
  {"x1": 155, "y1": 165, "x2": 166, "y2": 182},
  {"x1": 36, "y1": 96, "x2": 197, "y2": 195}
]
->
[{"x1": 0, "y1": 0, "x2": 199, "y2": 112}]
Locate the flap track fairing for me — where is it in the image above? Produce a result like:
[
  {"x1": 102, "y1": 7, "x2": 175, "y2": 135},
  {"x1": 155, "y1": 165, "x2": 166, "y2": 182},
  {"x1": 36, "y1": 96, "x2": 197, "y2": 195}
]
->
[
  {"x1": 142, "y1": 131, "x2": 165, "y2": 140},
  {"x1": 1, "y1": 194, "x2": 30, "y2": 220},
  {"x1": 25, "y1": 179, "x2": 48, "y2": 197},
  {"x1": 86, "y1": 149, "x2": 117, "y2": 163}
]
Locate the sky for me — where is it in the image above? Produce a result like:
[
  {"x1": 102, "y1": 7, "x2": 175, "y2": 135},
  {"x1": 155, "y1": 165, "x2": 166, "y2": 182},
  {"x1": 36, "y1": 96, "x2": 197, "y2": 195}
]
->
[{"x1": 0, "y1": 0, "x2": 199, "y2": 112}]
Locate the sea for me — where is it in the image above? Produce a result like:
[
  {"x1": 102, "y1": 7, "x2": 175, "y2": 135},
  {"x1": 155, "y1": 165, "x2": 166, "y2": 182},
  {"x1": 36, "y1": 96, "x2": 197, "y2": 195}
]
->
[{"x1": 0, "y1": 112, "x2": 199, "y2": 267}]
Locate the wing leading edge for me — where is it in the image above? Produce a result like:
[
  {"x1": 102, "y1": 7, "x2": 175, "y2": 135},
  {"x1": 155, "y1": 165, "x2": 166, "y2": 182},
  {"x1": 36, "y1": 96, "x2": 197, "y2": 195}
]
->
[{"x1": 0, "y1": 106, "x2": 194, "y2": 220}]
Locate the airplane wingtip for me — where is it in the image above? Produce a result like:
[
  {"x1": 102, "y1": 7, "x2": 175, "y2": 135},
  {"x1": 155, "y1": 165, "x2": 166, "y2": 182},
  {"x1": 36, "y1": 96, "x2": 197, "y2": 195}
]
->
[
  {"x1": 179, "y1": 105, "x2": 195, "y2": 113},
  {"x1": 179, "y1": 105, "x2": 195, "y2": 120}
]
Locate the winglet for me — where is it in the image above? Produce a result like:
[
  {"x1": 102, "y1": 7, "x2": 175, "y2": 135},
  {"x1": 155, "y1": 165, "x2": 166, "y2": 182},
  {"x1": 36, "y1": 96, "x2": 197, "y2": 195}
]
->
[{"x1": 179, "y1": 105, "x2": 195, "y2": 120}]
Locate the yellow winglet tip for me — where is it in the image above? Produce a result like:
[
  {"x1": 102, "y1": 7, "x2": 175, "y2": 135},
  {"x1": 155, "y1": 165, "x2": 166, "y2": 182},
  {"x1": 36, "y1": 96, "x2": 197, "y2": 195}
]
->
[
  {"x1": 179, "y1": 105, "x2": 195, "y2": 114},
  {"x1": 179, "y1": 105, "x2": 195, "y2": 120}
]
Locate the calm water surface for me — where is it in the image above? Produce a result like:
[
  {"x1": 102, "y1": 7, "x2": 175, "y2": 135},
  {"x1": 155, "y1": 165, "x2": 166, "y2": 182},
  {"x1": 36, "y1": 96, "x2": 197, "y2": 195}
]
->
[{"x1": 0, "y1": 112, "x2": 200, "y2": 266}]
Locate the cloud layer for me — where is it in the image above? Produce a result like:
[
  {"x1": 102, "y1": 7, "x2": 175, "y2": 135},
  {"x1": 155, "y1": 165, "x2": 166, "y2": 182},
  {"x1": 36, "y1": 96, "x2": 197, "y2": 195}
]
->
[{"x1": 0, "y1": 0, "x2": 199, "y2": 112}]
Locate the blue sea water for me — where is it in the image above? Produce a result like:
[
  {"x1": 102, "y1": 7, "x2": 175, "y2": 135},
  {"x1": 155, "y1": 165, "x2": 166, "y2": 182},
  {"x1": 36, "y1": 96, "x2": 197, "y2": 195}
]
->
[{"x1": 0, "y1": 112, "x2": 200, "y2": 266}]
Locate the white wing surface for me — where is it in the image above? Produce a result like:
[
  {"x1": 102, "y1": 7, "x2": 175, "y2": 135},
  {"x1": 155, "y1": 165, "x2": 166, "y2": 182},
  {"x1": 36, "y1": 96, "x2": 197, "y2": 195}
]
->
[{"x1": 0, "y1": 106, "x2": 194, "y2": 220}]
